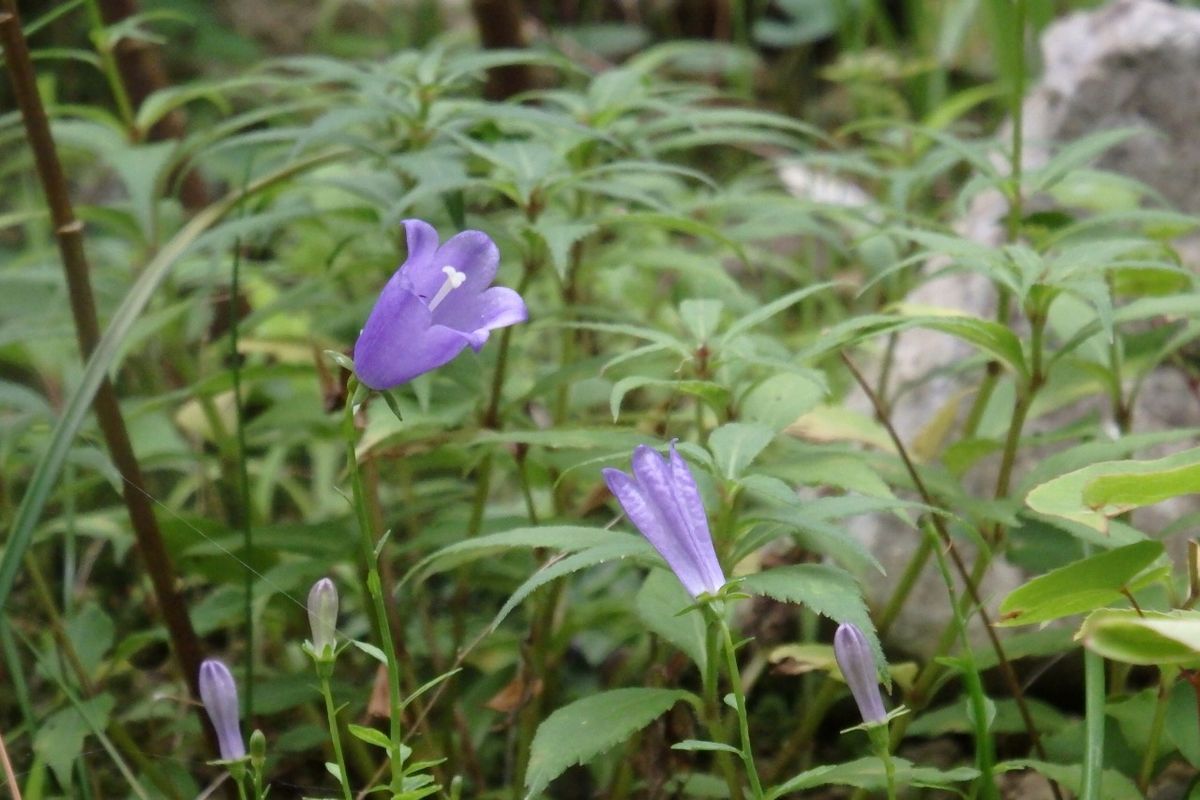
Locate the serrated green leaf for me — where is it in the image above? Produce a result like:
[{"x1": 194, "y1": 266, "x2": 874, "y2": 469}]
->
[
  {"x1": 524, "y1": 688, "x2": 693, "y2": 798},
  {"x1": 739, "y1": 564, "x2": 882, "y2": 670},
  {"x1": 489, "y1": 539, "x2": 653, "y2": 633}
]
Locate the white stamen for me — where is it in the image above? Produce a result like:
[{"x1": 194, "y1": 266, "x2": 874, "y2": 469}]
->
[{"x1": 428, "y1": 265, "x2": 467, "y2": 311}]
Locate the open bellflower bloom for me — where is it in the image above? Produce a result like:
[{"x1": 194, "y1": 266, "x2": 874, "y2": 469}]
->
[
  {"x1": 198, "y1": 659, "x2": 246, "y2": 760},
  {"x1": 307, "y1": 577, "x2": 339, "y2": 657},
  {"x1": 353, "y1": 219, "x2": 528, "y2": 390},
  {"x1": 602, "y1": 443, "x2": 726, "y2": 598},
  {"x1": 833, "y1": 622, "x2": 886, "y2": 725}
]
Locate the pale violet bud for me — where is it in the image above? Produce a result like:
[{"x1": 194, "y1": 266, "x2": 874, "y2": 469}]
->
[
  {"x1": 198, "y1": 659, "x2": 245, "y2": 760},
  {"x1": 307, "y1": 578, "x2": 339, "y2": 656},
  {"x1": 833, "y1": 622, "x2": 886, "y2": 725}
]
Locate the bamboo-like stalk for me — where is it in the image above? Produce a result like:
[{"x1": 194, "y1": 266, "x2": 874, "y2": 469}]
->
[
  {"x1": 0, "y1": 0, "x2": 216, "y2": 756},
  {"x1": 0, "y1": 724, "x2": 23, "y2": 800}
]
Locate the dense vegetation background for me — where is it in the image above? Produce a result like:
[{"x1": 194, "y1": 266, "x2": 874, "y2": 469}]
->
[{"x1": 4, "y1": 0, "x2": 1200, "y2": 798}]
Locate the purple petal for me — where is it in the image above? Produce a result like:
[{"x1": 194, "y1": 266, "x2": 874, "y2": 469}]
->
[
  {"x1": 627, "y1": 446, "x2": 717, "y2": 597},
  {"x1": 433, "y1": 286, "x2": 529, "y2": 349},
  {"x1": 667, "y1": 443, "x2": 726, "y2": 593},
  {"x1": 199, "y1": 659, "x2": 245, "y2": 760},
  {"x1": 433, "y1": 230, "x2": 499, "y2": 295},
  {"x1": 354, "y1": 286, "x2": 472, "y2": 389},
  {"x1": 399, "y1": 219, "x2": 444, "y2": 301},
  {"x1": 834, "y1": 623, "x2": 886, "y2": 723},
  {"x1": 605, "y1": 467, "x2": 709, "y2": 597}
]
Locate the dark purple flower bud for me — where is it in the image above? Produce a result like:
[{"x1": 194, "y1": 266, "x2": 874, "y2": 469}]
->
[
  {"x1": 833, "y1": 622, "x2": 886, "y2": 724},
  {"x1": 354, "y1": 219, "x2": 528, "y2": 390},
  {"x1": 199, "y1": 659, "x2": 245, "y2": 760},
  {"x1": 602, "y1": 443, "x2": 726, "y2": 598},
  {"x1": 307, "y1": 577, "x2": 338, "y2": 656}
]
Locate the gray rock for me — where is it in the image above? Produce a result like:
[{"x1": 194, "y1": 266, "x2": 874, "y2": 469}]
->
[{"x1": 829, "y1": 0, "x2": 1200, "y2": 659}]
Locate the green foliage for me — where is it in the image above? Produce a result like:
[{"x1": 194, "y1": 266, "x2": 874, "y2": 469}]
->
[
  {"x1": 524, "y1": 688, "x2": 694, "y2": 797},
  {"x1": 998, "y1": 541, "x2": 1165, "y2": 626},
  {"x1": 6, "y1": 1, "x2": 1200, "y2": 798}
]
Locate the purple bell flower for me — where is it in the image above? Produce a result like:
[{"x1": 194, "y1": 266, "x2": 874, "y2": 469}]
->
[
  {"x1": 198, "y1": 659, "x2": 245, "y2": 760},
  {"x1": 602, "y1": 443, "x2": 727, "y2": 598},
  {"x1": 353, "y1": 219, "x2": 528, "y2": 390},
  {"x1": 833, "y1": 622, "x2": 886, "y2": 725}
]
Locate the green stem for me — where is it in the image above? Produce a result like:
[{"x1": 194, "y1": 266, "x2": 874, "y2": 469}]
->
[
  {"x1": 320, "y1": 673, "x2": 355, "y2": 800},
  {"x1": 868, "y1": 726, "x2": 897, "y2": 800},
  {"x1": 1138, "y1": 671, "x2": 1170, "y2": 793},
  {"x1": 925, "y1": 522, "x2": 997, "y2": 800},
  {"x1": 720, "y1": 618, "x2": 764, "y2": 800},
  {"x1": 1006, "y1": 0, "x2": 1027, "y2": 244},
  {"x1": 704, "y1": 619, "x2": 744, "y2": 800},
  {"x1": 82, "y1": 0, "x2": 136, "y2": 133},
  {"x1": 1081, "y1": 649, "x2": 1106, "y2": 800},
  {"x1": 230, "y1": 231, "x2": 254, "y2": 718},
  {"x1": 341, "y1": 390, "x2": 405, "y2": 791}
]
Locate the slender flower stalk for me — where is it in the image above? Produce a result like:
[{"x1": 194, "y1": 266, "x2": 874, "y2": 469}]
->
[
  {"x1": 198, "y1": 659, "x2": 245, "y2": 761},
  {"x1": 602, "y1": 442, "x2": 726, "y2": 598},
  {"x1": 340, "y1": 390, "x2": 406, "y2": 794},
  {"x1": 353, "y1": 219, "x2": 527, "y2": 389},
  {"x1": 720, "y1": 617, "x2": 765, "y2": 799}
]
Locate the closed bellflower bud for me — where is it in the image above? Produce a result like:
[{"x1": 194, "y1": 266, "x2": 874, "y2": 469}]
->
[
  {"x1": 602, "y1": 442, "x2": 726, "y2": 598},
  {"x1": 833, "y1": 622, "x2": 887, "y2": 725},
  {"x1": 198, "y1": 659, "x2": 245, "y2": 760},
  {"x1": 249, "y1": 729, "x2": 267, "y2": 773},
  {"x1": 307, "y1": 577, "x2": 339, "y2": 657},
  {"x1": 353, "y1": 219, "x2": 528, "y2": 390}
]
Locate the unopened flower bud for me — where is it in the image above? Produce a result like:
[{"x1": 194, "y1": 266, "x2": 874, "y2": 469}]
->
[
  {"x1": 249, "y1": 729, "x2": 266, "y2": 772},
  {"x1": 307, "y1": 577, "x2": 339, "y2": 657},
  {"x1": 198, "y1": 659, "x2": 245, "y2": 760},
  {"x1": 833, "y1": 622, "x2": 886, "y2": 725}
]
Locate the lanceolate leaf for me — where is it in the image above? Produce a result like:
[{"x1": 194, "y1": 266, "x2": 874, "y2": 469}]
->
[
  {"x1": 998, "y1": 540, "x2": 1164, "y2": 626},
  {"x1": 1078, "y1": 609, "x2": 1200, "y2": 667},
  {"x1": 401, "y1": 526, "x2": 625, "y2": 587},
  {"x1": 767, "y1": 757, "x2": 978, "y2": 799},
  {"x1": 1026, "y1": 446, "x2": 1200, "y2": 531}
]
